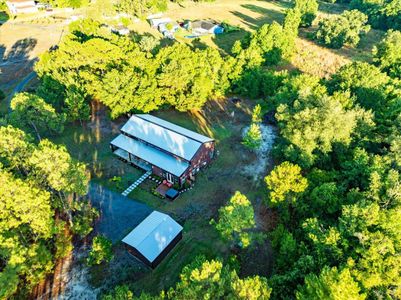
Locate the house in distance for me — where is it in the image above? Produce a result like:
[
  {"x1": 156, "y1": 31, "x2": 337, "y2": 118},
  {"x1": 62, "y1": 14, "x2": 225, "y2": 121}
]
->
[
  {"x1": 6, "y1": 0, "x2": 38, "y2": 14},
  {"x1": 110, "y1": 114, "x2": 215, "y2": 186}
]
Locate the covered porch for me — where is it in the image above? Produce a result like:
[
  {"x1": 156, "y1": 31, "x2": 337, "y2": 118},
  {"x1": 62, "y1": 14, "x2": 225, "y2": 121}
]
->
[
  {"x1": 110, "y1": 134, "x2": 190, "y2": 180},
  {"x1": 112, "y1": 148, "x2": 152, "y2": 172}
]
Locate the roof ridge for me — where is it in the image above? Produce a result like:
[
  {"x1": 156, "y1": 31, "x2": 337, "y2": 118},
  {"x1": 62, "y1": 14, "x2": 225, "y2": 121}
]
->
[
  {"x1": 134, "y1": 213, "x2": 166, "y2": 247},
  {"x1": 135, "y1": 114, "x2": 204, "y2": 144},
  {"x1": 136, "y1": 215, "x2": 172, "y2": 256}
]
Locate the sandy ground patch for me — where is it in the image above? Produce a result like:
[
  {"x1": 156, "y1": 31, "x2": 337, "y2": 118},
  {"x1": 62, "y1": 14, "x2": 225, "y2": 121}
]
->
[{"x1": 241, "y1": 124, "x2": 277, "y2": 183}]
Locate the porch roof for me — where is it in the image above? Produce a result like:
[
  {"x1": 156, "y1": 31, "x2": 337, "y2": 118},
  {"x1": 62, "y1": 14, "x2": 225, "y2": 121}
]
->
[{"x1": 111, "y1": 134, "x2": 189, "y2": 177}]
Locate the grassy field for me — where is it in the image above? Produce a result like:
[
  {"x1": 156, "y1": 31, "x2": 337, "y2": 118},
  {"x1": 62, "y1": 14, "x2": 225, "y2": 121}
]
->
[{"x1": 125, "y1": 0, "x2": 383, "y2": 76}]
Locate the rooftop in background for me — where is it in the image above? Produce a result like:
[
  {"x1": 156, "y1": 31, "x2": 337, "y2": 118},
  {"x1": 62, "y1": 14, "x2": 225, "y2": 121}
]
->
[
  {"x1": 121, "y1": 114, "x2": 214, "y2": 161},
  {"x1": 122, "y1": 211, "x2": 183, "y2": 263},
  {"x1": 110, "y1": 134, "x2": 189, "y2": 177},
  {"x1": 192, "y1": 20, "x2": 217, "y2": 31}
]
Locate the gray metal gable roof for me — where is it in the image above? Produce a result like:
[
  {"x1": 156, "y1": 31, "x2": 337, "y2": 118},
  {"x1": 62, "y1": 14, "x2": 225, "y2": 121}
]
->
[
  {"x1": 121, "y1": 114, "x2": 213, "y2": 161},
  {"x1": 111, "y1": 134, "x2": 189, "y2": 177},
  {"x1": 137, "y1": 114, "x2": 214, "y2": 144},
  {"x1": 122, "y1": 211, "x2": 183, "y2": 263}
]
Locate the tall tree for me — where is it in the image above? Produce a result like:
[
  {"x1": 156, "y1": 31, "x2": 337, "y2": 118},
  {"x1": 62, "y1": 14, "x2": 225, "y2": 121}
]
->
[
  {"x1": 10, "y1": 92, "x2": 65, "y2": 141},
  {"x1": 213, "y1": 191, "x2": 256, "y2": 248},
  {"x1": 296, "y1": 267, "x2": 366, "y2": 300},
  {"x1": 373, "y1": 30, "x2": 401, "y2": 78},
  {"x1": 265, "y1": 161, "x2": 308, "y2": 205}
]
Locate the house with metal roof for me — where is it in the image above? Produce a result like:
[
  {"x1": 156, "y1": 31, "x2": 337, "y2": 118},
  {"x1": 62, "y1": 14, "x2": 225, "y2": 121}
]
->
[
  {"x1": 110, "y1": 114, "x2": 215, "y2": 186},
  {"x1": 122, "y1": 211, "x2": 183, "y2": 268},
  {"x1": 6, "y1": 0, "x2": 38, "y2": 14}
]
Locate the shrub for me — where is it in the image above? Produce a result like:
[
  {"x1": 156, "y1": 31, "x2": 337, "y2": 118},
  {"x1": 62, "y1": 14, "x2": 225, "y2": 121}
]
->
[
  {"x1": 87, "y1": 235, "x2": 113, "y2": 266},
  {"x1": 314, "y1": 10, "x2": 370, "y2": 48},
  {"x1": 242, "y1": 123, "x2": 262, "y2": 150}
]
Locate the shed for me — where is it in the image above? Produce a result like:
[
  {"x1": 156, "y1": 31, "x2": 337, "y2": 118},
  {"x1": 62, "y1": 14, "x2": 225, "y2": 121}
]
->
[
  {"x1": 191, "y1": 20, "x2": 224, "y2": 35},
  {"x1": 149, "y1": 17, "x2": 171, "y2": 28},
  {"x1": 111, "y1": 25, "x2": 130, "y2": 35},
  {"x1": 6, "y1": 0, "x2": 38, "y2": 14},
  {"x1": 122, "y1": 211, "x2": 183, "y2": 268}
]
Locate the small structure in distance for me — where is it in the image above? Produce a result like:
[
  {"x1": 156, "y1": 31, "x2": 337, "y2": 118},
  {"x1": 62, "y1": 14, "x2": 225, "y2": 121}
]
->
[
  {"x1": 6, "y1": 0, "x2": 38, "y2": 14},
  {"x1": 190, "y1": 20, "x2": 224, "y2": 35},
  {"x1": 122, "y1": 211, "x2": 183, "y2": 268},
  {"x1": 110, "y1": 24, "x2": 130, "y2": 35}
]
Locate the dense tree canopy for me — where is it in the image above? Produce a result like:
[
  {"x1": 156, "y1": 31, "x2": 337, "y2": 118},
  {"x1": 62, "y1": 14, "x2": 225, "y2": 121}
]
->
[
  {"x1": 265, "y1": 49, "x2": 401, "y2": 299},
  {"x1": 373, "y1": 30, "x2": 401, "y2": 78},
  {"x1": 10, "y1": 92, "x2": 65, "y2": 141},
  {"x1": 296, "y1": 267, "x2": 366, "y2": 300},
  {"x1": 314, "y1": 10, "x2": 370, "y2": 48},
  {"x1": 0, "y1": 125, "x2": 92, "y2": 298}
]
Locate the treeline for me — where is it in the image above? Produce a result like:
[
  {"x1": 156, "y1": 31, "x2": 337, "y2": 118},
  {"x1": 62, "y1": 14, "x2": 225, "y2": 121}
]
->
[
  {"x1": 262, "y1": 29, "x2": 401, "y2": 298},
  {"x1": 35, "y1": 7, "x2": 304, "y2": 119},
  {"x1": 43, "y1": 0, "x2": 214, "y2": 15},
  {"x1": 318, "y1": 0, "x2": 400, "y2": 31},
  {"x1": 0, "y1": 126, "x2": 97, "y2": 298}
]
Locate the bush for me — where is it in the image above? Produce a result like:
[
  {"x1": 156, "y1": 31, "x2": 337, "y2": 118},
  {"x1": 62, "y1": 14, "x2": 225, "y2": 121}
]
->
[
  {"x1": 314, "y1": 10, "x2": 370, "y2": 49},
  {"x1": 87, "y1": 235, "x2": 113, "y2": 266},
  {"x1": 294, "y1": 0, "x2": 319, "y2": 27},
  {"x1": 242, "y1": 123, "x2": 262, "y2": 150},
  {"x1": 373, "y1": 30, "x2": 401, "y2": 78}
]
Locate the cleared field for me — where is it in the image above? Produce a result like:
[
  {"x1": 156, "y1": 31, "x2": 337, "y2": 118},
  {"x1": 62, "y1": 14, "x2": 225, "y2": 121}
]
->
[{"x1": 127, "y1": 0, "x2": 383, "y2": 76}]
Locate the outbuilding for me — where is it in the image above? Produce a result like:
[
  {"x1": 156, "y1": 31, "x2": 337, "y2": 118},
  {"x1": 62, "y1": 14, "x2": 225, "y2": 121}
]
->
[
  {"x1": 6, "y1": 0, "x2": 38, "y2": 14},
  {"x1": 191, "y1": 20, "x2": 224, "y2": 35},
  {"x1": 122, "y1": 211, "x2": 183, "y2": 268}
]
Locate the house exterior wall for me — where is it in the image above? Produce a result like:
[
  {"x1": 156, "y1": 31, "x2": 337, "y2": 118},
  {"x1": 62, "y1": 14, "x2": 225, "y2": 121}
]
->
[
  {"x1": 180, "y1": 141, "x2": 215, "y2": 184},
  {"x1": 125, "y1": 231, "x2": 183, "y2": 268},
  {"x1": 113, "y1": 130, "x2": 215, "y2": 187}
]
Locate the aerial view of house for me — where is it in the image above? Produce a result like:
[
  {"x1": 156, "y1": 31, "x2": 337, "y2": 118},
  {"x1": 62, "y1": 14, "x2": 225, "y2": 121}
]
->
[
  {"x1": 110, "y1": 114, "x2": 215, "y2": 186},
  {"x1": 1, "y1": 0, "x2": 400, "y2": 298}
]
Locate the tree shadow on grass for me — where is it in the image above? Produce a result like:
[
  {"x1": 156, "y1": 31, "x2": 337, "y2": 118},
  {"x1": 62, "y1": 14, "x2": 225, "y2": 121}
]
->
[
  {"x1": 316, "y1": 0, "x2": 348, "y2": 15},
  {"x1": 212, "y1": 30, "x2": 249, "y2": 55},
  {"x1": 4, "y1": 37, "x2": 37, "y2": 61},
  {"x1": 231, "y1": 8, "x2": 284, "y2": 31},
  {"x1": 212, "y1": 2, "x2": 288, "y2": 55}
]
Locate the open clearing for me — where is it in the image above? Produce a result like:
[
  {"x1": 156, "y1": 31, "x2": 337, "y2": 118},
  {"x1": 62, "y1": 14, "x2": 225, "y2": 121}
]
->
[{"x1": 46, "y1": 98, "x2": 274, "y2": 296}]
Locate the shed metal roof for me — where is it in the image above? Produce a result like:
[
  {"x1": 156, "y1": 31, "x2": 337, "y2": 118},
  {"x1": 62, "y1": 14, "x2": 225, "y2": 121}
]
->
[
  {"x1": 121, "y1": 114, "x2": 213, "y2": 161},
  {"x1": 111, "y1": 134, "x2": 189, "y2": 177},
  {"x1": 122, "y1": 211, "x2": 183, "y2": 263}
]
